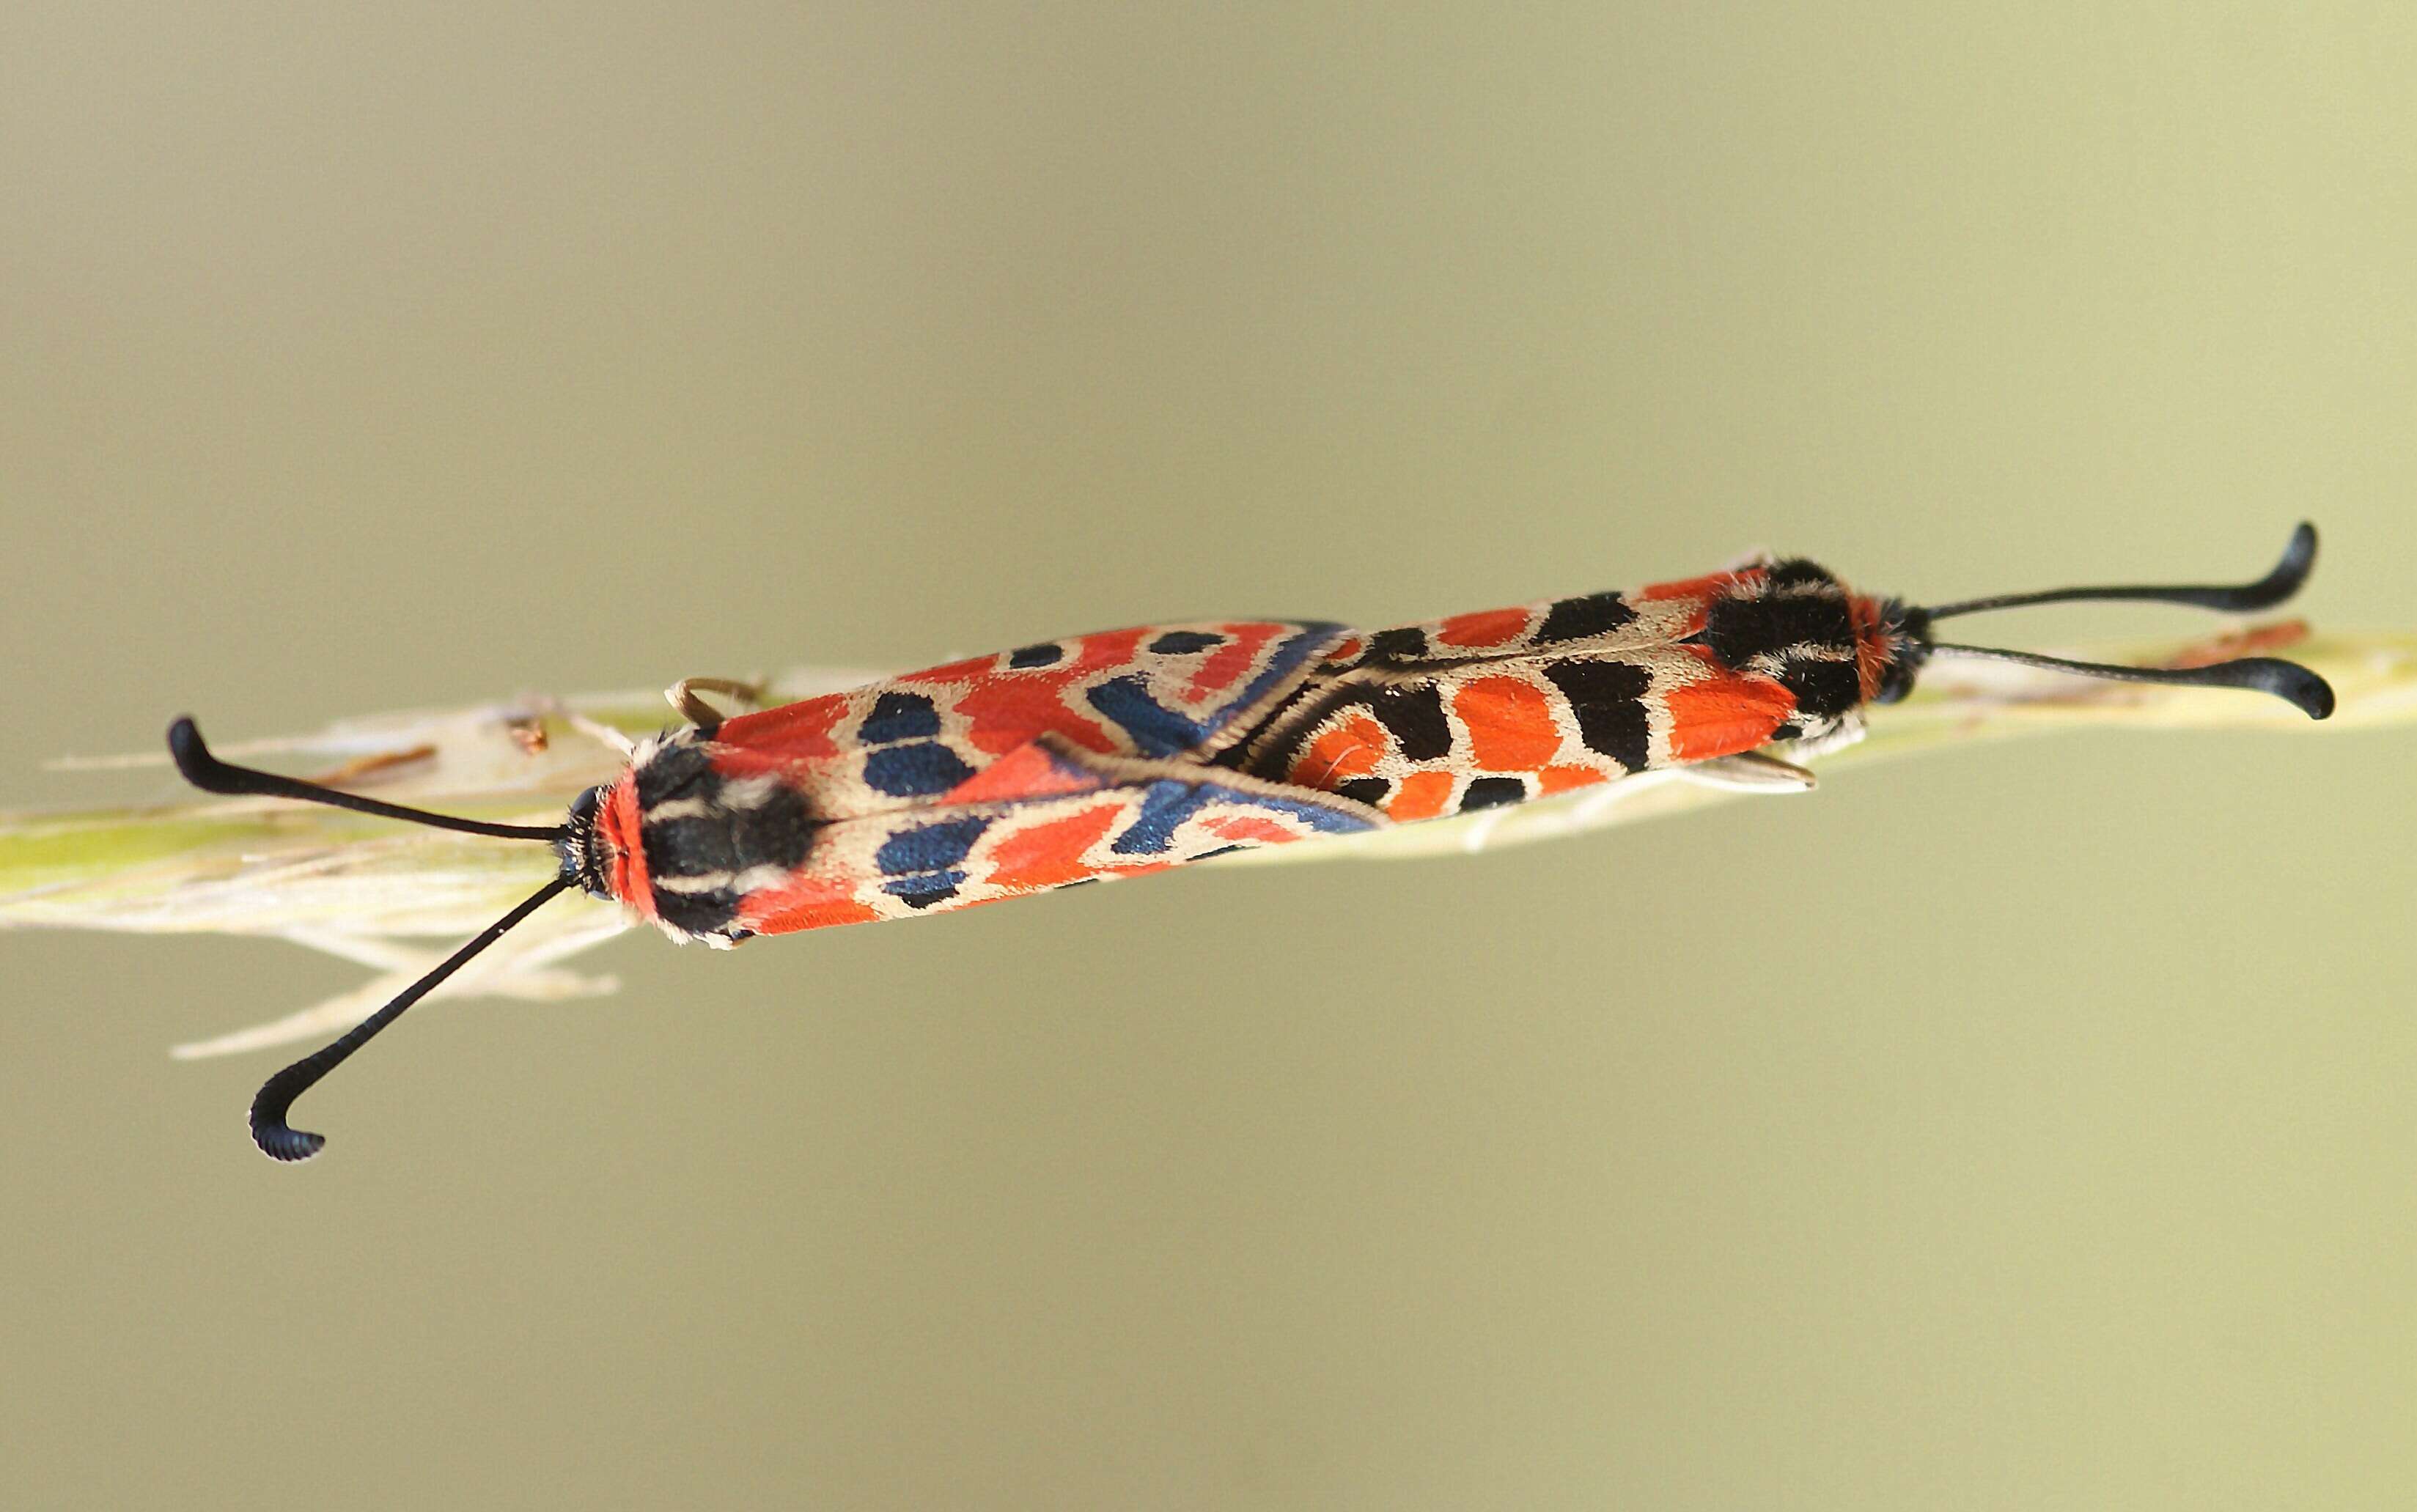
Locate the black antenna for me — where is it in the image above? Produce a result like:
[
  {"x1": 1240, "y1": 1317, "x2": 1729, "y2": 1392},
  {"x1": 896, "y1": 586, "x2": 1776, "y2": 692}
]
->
[
  {"x1": 168, "y1": 716, "x2": 564, "y2": 841},
  {"x1": 1924, "y1": 522, "x2": 2317, "y2": 621},
  {"x1": 249, "y1": 877, "x2": 572, "y2": 1160},
  {"x1": 166, "y1": 716, "x2": 577, "y2": 1159},
  {"x1": 1924, "y1": 645, "x2": 2336, "y2": 720},
  {"x1": 1906, "y1": 523, "x2": 2333, "y2": 720}
]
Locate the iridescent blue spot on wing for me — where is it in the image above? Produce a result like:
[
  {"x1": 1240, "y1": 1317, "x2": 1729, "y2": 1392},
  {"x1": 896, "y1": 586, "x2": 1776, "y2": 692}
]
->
[
  {"x1": 1200, "y1": 781, "x2": 1381, "y2": 835},
  {"x1": 1102, "y1": 772, "x2": 1382, "y2": 858},
  {"x1": 1148, "y1": 630, "x2": 1225, "y2": 654},
  {"x1": 864, "y1": 742, "x2": 976, "y2": 797},
  {"x1": 1083, "y1": 622, "x2": 1352, "y2": 757},
  {"x1": 1087, "y1": 677, "x2": 1210, "y2": 759},
  {"x1": 876, "y1": 816, "x2": 990, "y2": 875},
  {"x1": 1111, "y1": 780, "x2": 1219, "y2": 855},
  {"x1": 883, "y1": 873, "x2": 965, "y2": 909},
  {"x1": 1218, "y1": 622, "x2": 1348, "y2": 723},
  {"x1": 860, "y1": 691, "x2": 941, "y2": 743}
]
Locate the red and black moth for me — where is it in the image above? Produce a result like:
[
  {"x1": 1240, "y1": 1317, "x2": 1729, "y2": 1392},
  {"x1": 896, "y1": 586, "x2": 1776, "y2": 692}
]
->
[{"x1": 170, "y1": 525, "x2": 2333, "y2": 1160}]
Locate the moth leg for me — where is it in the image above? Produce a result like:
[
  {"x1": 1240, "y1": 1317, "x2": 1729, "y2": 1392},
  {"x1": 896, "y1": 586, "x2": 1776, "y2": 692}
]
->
[
  {"x1": 667, "y1": 676, "x2": 768, "y2": 730},
  {"x1": 1675, "y1": 751, "x2": 1818, "y2": 793},
  {"x1": 1779, "y1": 713, "x2": 1868, "y2": 761}
]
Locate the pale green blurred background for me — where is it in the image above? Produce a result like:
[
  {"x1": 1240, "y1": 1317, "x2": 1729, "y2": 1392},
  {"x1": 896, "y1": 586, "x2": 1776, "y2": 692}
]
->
[{"x1": 3, "y1": 4, "x2": 2413, "y2": 1508}]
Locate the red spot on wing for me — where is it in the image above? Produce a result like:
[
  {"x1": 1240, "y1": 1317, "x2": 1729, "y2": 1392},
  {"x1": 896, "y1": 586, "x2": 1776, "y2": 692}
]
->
[
  {"x1": 1665, "y1": 652, "x2": 1797, "y2": 762},
  {"x1": 935, "y1": 627, "x2": 1147, "y2": 756},
  {"x1": 713, "y1": 693, "x2": 847, "y2": 764},
  {"x1": 953, "y1": 679, "x2": 1117, "y2": 754},
  {"x1": 1454, "y1": 676, "x2": 1561, "y2": 772},
  {"x1": 939, "y1": 742, "x2": 1102, "y2": 804},
  {"x1": 1436, "y1": 606, "x2": 1529, "y2": 648},
  {"x1": 1537, "y1": 764, "x2": 1605, "y2": 794},
  {"x1": 1386, "y1": 770, "x2": 1457, "y2": 821},
  {"x1": 1322, "y1": 634, "x2": 1365, "y2": 665},
  {"x1": 1182, "y1": 622, "x2": 1284, "y2": 704},
  {"x1": 743, "y1": 875, "x2": 883, "y2": 934},
  {"x1": 1205, "y1": 814, "x2": 1299, "y2": 844},
  {"x1": 986, "y1": 802, "x2": 1124, "y2": 891}
]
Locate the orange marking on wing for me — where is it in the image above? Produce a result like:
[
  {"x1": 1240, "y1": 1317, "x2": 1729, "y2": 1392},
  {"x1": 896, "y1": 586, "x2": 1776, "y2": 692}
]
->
[
  {"x1": 1664, "y1": 667, "x2": 1797, "y2": 763},
  {"x1": 1183, "y1": 622, "x2": 1283, "y2": 703},
  {"x1": 1537, "y1": 764, "x2": 1606, "y2": 794},
  {"x1": 1454, "y1": 676, "x2": 1561, "y2": 772},
  {"x1": 1436, "y1": 606, "x2": 1529, "y2": 648},
  {"x1": 1289, "y1": 715, "x2": 1387, "y2": 786},
  {"x1": 599, "y1": 775, "x2": 653, "y2": 918},
  {"x1": 1386, "y1": 770, "x2": 1457, "y2": 821},
  {"x1": 985, "y1": 802, "x2": 1124, "y2": 890},
  {"x1": 1322, "y1": 633, "x2": 1365, "y2": 664}
]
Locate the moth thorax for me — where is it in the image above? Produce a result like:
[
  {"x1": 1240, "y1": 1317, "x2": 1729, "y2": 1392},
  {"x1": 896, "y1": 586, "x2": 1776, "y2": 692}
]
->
[
  {"x1": 1698, "y1": 560, "x2": 1872, "y2": 736},
  {"x1": 616, "y1": 733, "x2": 822, "y2": 940}
]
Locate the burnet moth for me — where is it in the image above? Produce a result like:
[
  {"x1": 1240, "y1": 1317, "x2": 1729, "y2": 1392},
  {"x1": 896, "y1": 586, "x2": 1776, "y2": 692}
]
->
[{"x1": 171, "y1": 524, "x2": 2332, "y2": 1161}]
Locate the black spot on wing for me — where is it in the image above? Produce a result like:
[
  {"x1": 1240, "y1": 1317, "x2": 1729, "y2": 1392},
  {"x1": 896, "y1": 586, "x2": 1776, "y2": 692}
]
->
[
  {"x1": 1365, "y1": 626, "x2": 1430, "y2": 663},
  {"x1": 859, "y1": 691, "x2": 941, "y2": 743},
  {"x1": 1007, "y1": 642, "x2": 1064, "y2": 668},
  {"x1": 1335, "y1": 777, "x2": 1390, "y2": 808},
  {"x1": 1542, "y1": 659, "x2": 1652, "y2": 773},
  {"x1": 1458, "y1": 775, "x2": 1529, "y2": 811},
  {"x1": 1534, "y1": 591, "x2": 1638, "y2": 645},
  {"x1": 875, "y1": 817, "x2": 988, "y2": 875},
  {"x1": 1365, "y1": 682, "x2": 1453, "y2": 762},
  {"x1": 1147, "y1": 630, "x2": 1226, "y2": 655},
  {"x1": 863, "y1": 742, "x2": 976, "y2": 797}
]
